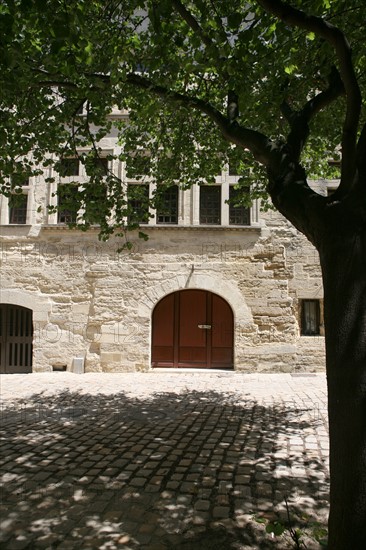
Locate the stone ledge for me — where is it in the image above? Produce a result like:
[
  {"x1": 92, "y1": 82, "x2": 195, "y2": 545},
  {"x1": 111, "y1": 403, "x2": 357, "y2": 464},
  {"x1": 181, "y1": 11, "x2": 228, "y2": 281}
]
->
[{"x1": 39, "y1": 224, "x2": 262, "y2": 232}]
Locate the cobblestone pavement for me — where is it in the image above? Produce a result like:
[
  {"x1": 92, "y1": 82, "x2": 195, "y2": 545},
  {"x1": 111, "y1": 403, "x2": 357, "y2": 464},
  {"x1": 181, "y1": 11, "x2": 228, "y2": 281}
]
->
[{"x1": 0, "y1": 372, "x2": 329, "y2": 549}]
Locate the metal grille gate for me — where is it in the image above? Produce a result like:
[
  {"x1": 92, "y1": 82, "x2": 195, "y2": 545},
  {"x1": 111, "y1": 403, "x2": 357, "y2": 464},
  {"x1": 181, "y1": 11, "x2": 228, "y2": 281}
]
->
[{"x1": 0, "y1": 305, "x2": 33, "y2": 373}]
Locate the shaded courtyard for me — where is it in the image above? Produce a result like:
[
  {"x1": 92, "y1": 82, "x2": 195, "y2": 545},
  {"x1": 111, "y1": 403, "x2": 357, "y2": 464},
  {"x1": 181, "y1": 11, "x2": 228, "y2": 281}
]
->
[{"x1": 0, "y1": 373, "x2": 329, "y2": 549}]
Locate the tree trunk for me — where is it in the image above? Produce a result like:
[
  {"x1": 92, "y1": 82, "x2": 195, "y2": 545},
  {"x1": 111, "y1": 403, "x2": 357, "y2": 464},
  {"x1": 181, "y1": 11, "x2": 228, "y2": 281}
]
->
[
  {"x1": 319, "y1": 229, "x2": 366, "y2": 549},
  {"x1": 267, "y1": 157, "x2": 366, "y2": 548}
]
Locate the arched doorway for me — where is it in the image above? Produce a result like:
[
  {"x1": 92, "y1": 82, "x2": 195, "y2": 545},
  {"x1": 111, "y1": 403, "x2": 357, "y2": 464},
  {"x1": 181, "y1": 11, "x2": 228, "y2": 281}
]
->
[
  {"x1": 152, "y1": 290, "x2": 234, "y2": 369},
  {"x1": 0, "y1": 304, "x2": 33, "y2": 373}
]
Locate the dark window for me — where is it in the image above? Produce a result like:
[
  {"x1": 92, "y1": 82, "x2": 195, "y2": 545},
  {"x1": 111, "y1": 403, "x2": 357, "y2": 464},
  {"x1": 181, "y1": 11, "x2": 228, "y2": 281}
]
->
[
  {"x1": 9, "y1": 194, "x2": 28, "y2": 224},
  {"x1": 229, "y1": 186, "x2": 250, "y2": 225},
  {"x1": 200, "y1": 186, "x2": 221, "y2": 225},
  {"x1": 157, "y1": 157, "x2": 181, "y2": 180},
  {"x1": 126, "y1": 156, "x2": 151, "y2": 179},
  {"x1": 128, "y1": 184, "x2": 150, "y2": 223},
  {"x1": 97, "y1": 157, "x2": 109, "y2": 172},
  {"x1": 84, "y1": 183, "x2": 107, "y2": 225},
  {"x1": 57, "y1": 184, "x2": 78, "y2": 224},
  {"x1": 228, "y1": 161, "x2": 239, "y2": 176},
  {"x1": 157, "y1": 186, "x2": 178, "y2": 224},
  {"x1": 59, "y1": 158, "x2": 80, "y2": 177},
  {"x1": 85, "y1": 157, "x2": 109, "y2": 176},
  {"x1": 301, "y1": 300, "x2": 320, "y2": 336}
]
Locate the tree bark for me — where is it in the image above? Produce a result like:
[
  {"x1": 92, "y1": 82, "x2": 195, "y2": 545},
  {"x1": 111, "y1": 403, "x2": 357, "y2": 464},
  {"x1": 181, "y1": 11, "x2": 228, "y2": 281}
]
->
[
  {"x1": 268, "y1": 161, "x2": 366, "y2": 548},
  {"x1": 319, "y1": 227, "x2": 366, "y2": 549}
]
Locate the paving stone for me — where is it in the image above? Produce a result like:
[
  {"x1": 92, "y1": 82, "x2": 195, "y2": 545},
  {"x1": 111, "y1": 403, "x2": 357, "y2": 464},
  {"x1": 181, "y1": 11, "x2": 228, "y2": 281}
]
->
[
  {"x1": 212, "y1": 506, "x2": 230, "y2": 518},
  {"x1": 0, "y1": 372, "x2": 329, "y2": 549},
  {"x1": 130, "y1": 477, "x2": 147, "y2": 487},
  {"x1": 165, "y1": 481, "x2": 180, "y2": 490},
  {"x1": 194, "y1": 499, "x2": 210, "y2": 511},
  {"x1": 3, "y1": 539, "x2": 32, "y2": 550}
]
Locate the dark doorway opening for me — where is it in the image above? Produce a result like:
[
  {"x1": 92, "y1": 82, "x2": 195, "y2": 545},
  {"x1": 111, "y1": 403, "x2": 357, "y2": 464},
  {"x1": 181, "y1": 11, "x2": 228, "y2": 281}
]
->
[{"x1": 0, "y1": 304, "x2": 33, "y2": 373}]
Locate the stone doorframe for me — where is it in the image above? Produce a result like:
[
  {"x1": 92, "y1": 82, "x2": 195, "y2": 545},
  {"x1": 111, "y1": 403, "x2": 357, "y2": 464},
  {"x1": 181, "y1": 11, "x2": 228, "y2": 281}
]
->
[
  {"x1": 140, "y1": 271, "x2": 254, "y2": 370},
  {"x1": 0, "y1": 289, "x2": 51, "y2": 372}
]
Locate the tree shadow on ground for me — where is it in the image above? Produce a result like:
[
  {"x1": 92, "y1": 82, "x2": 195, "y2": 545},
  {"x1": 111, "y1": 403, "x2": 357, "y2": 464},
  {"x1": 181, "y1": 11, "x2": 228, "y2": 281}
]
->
[{"x1": 0, "y1": 389, "x2": 329, "y2": 549}]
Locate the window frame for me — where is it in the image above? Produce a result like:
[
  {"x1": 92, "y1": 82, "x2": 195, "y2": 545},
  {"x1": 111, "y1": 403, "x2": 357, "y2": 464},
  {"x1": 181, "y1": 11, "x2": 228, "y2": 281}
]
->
[
  {"x1": 127, "y1": 183, "x2": 150, "y2": 224},
  {"x1": 57, "y1": 183, "x2": 79, "y2": 224},
  {"x1": 300, "y1": 299, "x2": 321, "y2": 336},
  {"x1": 199, "y1": 185, "x2": 221, "y2": 225},
  {"x1": 59, "y1": 157, "x2": 80, "y2": 177},
  {"x1": 228, "y1": 185, "x2": 250, "y2": 226},
  {"x1": 8, "y1": 193, "x2": 28, "y2": 225},
  {"x1": 156, "y1": 185, "x2": 179, "y2": 225}
]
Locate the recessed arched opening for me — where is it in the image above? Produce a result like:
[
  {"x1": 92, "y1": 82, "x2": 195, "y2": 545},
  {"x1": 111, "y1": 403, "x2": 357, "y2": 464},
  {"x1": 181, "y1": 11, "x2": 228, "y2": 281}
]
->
[
  {"x1": 151, "y1": 289, "x2": 234, "y2": 369},
  {"x1": 0, "y1": 304, "x2": 33, "y2": 373}
]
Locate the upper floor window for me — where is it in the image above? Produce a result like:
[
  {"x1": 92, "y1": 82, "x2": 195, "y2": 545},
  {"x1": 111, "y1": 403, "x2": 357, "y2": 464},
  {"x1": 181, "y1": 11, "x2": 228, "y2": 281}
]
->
[
  {"x1": 229, "y1": 186, "x2": 250, "y2": 225},
  {"x1": 228, "y1": 161, "x2": 240, "y2": 176},
  {"x1": 157, "y1": 157, "x2": 181, "y2": 181},
  {"x1": 85, "y1": 156, "x2": 109, "y2": 176},
  {"x1": 58, "y1": 155, "x2": 110, "y2": 179},
  {"x1": 59, "y1": 158, "x2": 80, "y2": 177},
  {"x1": 200, "y1": 186, "x2": 221, "y2": 225},
  {"x1": 83, "y1": 182, "x2": 108, "y2": 225},
  {"x1": 127, "y1": 184, "x2": 150, "y2": 224},
  {"x1": 157, "y1": 186, "x2": 178, "y2": 224},
  {"x1": 94, "y1": 157, "x2": 109, "y2": 174},
  {"x1": 126, "y1": 155, "x2": 151, "y2": 180},
  {"x1": 57, "y1": 184, "x2": 78, "y2": 224},
  {"x1": 9, "y1": 193, "x2": 28, "y2": 224}
]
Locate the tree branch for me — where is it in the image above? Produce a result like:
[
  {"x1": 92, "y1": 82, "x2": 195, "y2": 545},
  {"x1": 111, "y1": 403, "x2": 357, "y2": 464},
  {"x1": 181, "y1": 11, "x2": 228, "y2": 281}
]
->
[
  {"x1": 125, "y1": 72, "x2": 272, "y2": 165},
  {"x1": 171, "y1": 0, "x2": 213, "y2": 49},
  {"x1": 257, "y1": 0, "x2": 362, "y2": 190},
  {"x1": 171, "y1": 0, "x2": 231, "y2": 83},
  {"x1": 285, "y1": 66, "x2": 345, "y2": 160}
]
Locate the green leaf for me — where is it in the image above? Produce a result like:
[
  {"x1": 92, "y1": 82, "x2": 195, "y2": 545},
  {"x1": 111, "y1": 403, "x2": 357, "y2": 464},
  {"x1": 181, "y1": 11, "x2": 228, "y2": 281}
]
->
[
  {"x1": 284, "y1": 64, "x2": 297, "y2": 75},
  {"x1": 254, "y1": 516, "x2": 267, "y2": 524},
  {"x1": 266, "y1": 522, "x2": 285, "y2": 536}
]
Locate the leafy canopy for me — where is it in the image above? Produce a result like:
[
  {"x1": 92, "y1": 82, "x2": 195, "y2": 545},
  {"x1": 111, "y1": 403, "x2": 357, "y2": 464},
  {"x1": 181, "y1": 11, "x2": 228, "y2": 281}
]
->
[{"x1": 0, "y1": 0, "x2": 365, "y2": 237}]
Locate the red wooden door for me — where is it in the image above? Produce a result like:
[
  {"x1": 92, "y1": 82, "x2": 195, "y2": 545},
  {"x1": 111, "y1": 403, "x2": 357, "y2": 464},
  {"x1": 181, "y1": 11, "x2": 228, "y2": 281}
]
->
[{"x1": 152, "y1": 290, "x2": 233, "y2": 369}]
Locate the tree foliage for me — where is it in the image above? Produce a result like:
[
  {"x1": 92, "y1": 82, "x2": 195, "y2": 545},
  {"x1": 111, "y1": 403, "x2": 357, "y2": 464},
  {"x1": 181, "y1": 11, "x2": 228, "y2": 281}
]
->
[{"x1": 1, "y1": 0, "x2": 365, "y2": 238}]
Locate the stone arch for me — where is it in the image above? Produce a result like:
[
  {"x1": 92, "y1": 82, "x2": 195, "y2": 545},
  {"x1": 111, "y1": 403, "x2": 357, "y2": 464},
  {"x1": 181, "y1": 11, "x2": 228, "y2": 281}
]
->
[
  {"x1": 141, "y1": 271, "x2": 253, "y2": 327},
  {"x1": 141, "y1": 272, "x2": 254, "y2": 371},
  {"x1": 0, "y1": 289, "x2": 50, "y2": 322}
]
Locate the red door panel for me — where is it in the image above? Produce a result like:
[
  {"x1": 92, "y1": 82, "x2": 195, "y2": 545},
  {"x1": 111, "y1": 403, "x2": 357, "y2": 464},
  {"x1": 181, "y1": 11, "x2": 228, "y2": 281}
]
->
[
  {"x1": 151, "y1": 293, "x2": 174, "y2": 364},
  {"x1": 211, "y1": 294, "x2": 234, "y2": 367},
  {"x1": 179, "y1": 290, "x2": 206, "y2": 347},
  {"x1": 179, "y1": 290, "x2": 207, "y2": 365},
  {"x1": 152, "y1": 290, "x2": 233, "y2": 369}
]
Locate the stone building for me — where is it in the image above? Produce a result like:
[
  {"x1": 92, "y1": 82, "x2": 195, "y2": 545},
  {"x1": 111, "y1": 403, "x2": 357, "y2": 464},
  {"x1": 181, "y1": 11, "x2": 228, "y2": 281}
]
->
[{"x1": 0, "y1": 124, "x2": 335, "y2": 374}]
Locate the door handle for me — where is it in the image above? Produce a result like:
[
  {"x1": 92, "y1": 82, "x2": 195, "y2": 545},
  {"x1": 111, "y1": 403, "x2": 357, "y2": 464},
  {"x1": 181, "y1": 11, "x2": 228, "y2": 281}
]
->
[{"x1": 198, "y1": 324, "x2": 211, "y2": 329}]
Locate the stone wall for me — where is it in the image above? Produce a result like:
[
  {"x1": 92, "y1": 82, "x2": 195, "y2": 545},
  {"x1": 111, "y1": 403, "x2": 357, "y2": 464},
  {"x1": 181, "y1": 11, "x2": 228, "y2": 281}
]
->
[{"x1": 0, "y1": 207, "x2": 326, "y2": 372}]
